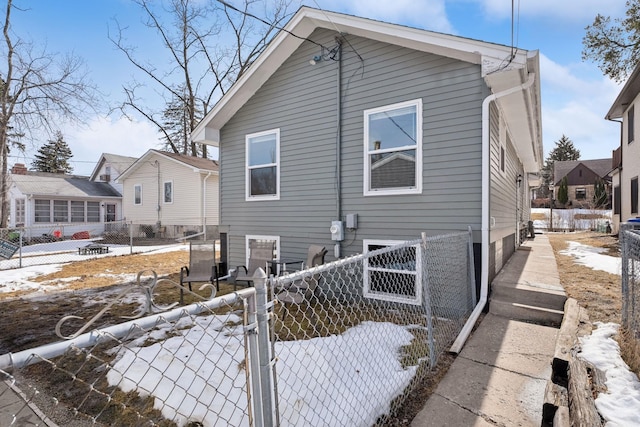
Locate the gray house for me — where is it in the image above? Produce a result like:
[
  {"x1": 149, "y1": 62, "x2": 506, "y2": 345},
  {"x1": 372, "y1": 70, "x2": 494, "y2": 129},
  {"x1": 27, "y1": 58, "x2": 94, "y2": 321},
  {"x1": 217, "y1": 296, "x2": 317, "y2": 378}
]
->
[{"x1": 192, "y1": 8, "x2": 542, "y2": 289}]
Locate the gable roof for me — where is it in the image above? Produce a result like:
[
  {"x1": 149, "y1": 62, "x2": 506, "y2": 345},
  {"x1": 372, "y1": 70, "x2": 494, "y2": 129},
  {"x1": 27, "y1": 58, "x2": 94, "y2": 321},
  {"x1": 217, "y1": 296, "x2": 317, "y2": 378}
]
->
[
  {"x1": 117, "y1": 149, "x2": 219, "y2": 182},
  {"x1": 11, "y1": 172, "x2": 122, "y2": 198},
  {"x1": 191, "y1": 6, "x2": 543, "y2": 172},
  {"x1": 553, "y1": 159, "x2": 612, "y2": 185},
  {"x1": 606, "y1": 62, "x2": 640, "y2": 119},
  {"x1": 89, "y1": 153, "x2": 138, "y2": 181}
]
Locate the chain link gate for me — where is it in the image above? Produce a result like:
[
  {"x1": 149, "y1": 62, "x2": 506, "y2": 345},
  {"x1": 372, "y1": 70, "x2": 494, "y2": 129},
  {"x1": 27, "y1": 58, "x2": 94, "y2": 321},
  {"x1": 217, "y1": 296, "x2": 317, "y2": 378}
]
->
[{"x1": 1, "y1": 284, "x2": 257, "y2": 426}]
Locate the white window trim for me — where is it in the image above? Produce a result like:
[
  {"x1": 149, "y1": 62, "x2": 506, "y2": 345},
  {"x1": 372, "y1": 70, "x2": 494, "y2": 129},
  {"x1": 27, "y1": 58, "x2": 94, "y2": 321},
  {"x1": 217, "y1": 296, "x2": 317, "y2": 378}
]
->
[
  {"x1": 245, "y1": 235, "x2": 280, "y2": 273},
  {"x1": 15, "y1": 198, "x2": 25, "y2": 225},
  {"x1": 363, "y1": 99, "x2": 423, "y2": 196},
  {"x1": 134, "y1": 184, "x2": 142, "y2": 205},
  {"x1": 163, "y1": 180, "x2": 174, "y2": 204},
  {"x1": 34, "y1": 199, "x2": 52, "y2": 223},
  {"x1": 363, "y1": 239, "x2": 422, "y2": 306},
  {"x1": 246, "y1": 128, "x2": 280, "y2": 201}
]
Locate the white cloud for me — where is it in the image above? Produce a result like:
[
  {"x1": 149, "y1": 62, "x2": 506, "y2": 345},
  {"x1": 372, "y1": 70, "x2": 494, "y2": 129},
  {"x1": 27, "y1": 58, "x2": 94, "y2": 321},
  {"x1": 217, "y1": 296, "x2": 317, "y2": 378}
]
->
[
  {"x1": 311, "y1": 0, "x2": 453, "y2": 33},
  {"x1": 475, "y1": 0, "x2": 626, "y2": 22},
  {"x1": 64, "y1": 116, "x2": 160, "y2": 176},
  {"x1": 539, "y1": 54, "x2": 622, "y2": 159}
]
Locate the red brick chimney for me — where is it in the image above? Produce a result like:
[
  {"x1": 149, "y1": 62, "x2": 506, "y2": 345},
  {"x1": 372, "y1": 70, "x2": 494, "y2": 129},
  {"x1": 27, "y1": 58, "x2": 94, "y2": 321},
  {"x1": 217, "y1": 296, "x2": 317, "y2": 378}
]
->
[{"x1": 11, "y1": 163, "x2": 28, "y2": 175}]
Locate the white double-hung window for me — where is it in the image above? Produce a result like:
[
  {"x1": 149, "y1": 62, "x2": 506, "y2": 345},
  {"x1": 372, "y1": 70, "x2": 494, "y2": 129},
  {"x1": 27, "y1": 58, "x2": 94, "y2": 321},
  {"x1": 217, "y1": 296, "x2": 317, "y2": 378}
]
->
[
  {"x1": 246, "y1": 129, "x2": 280, "y2": 200},
  {"x1": 363, "y1": 240, "x2": 422, "y2": 305},
  {"x1": 364, "y1": 99, "x2": 422, "y2": 196}
]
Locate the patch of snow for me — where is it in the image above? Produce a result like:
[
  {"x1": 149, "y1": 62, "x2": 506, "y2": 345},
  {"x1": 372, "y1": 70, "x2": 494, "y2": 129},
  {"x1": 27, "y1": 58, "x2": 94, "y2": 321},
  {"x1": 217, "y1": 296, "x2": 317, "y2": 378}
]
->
[
  {"x1": 107, "y1": 318, "x2": 416, "y2": 427},
  {"x1": 579, "y1": 322, "x2": 640, "y2": 426},
  {"x1": 559, "y1": 241, "x2": 620, "y2": 275},
  {"x1": 0, "y1": 264, "x2": 64, "y2": 294}
]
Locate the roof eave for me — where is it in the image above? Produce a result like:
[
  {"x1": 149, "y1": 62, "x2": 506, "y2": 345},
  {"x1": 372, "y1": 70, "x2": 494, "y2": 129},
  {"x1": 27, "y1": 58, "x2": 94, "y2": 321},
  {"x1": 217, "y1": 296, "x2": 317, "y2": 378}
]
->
[
  {"x1": 483, "y1": 51, "x2": 543, "y2": 173},
  {"x1": 191, "y1": 6, "x2": 527, "y2": 147},
  {"x1": 606, "y1": 62, "x2": 640, "y2": 119}
]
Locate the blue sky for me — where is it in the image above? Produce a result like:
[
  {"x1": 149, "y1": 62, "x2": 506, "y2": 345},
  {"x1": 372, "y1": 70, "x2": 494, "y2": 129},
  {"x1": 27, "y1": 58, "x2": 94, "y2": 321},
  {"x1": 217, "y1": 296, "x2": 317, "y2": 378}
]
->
[{"x1": 6, "y1": 0, "x2": 628, "y2": 175}]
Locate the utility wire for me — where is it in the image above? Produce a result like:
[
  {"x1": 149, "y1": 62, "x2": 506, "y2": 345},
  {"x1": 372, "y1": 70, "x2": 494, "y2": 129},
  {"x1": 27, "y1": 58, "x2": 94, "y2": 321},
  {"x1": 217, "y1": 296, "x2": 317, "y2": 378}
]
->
[{"x1": 214, "y1": 0, "x2": 328, "y2": 50}]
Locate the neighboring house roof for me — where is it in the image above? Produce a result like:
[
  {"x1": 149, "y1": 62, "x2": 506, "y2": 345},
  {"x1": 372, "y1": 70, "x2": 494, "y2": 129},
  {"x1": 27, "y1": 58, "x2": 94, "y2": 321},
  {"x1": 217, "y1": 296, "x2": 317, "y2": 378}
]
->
[
  {"x1": 11, "y1": 172, "x2": 122, "y2": 198},
  {"x1": 89, "y1": 153, "x2": 138, "y2": 181},
  {"x1": 606, "y1": 62, "x2": 640, "y2": 119},
  {"x1": 553, "y1": 159, "x2": 612, "y2": 186},
  {"x1": 192, "y1": 6, "x2": 543, "y2": 172},
  {"x1": 117, "y1": 149, "x2": 219, "y2": 181}
]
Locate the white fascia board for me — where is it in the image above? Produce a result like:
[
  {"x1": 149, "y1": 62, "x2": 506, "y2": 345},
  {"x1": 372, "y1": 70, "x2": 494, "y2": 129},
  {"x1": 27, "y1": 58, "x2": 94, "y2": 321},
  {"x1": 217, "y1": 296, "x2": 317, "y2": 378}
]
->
[
  {"x1": 191, "y1": 13, "x2": 312, "y2": 146},
  {"x1": 304, "y1": 9, "x2": 525, "y2": 70},
  {"x1": 192, "y1": 6, "x2": 528, "y2": 147},
  {"x1": 116, "y1": 149, "x2": 155, "y2": 182}
]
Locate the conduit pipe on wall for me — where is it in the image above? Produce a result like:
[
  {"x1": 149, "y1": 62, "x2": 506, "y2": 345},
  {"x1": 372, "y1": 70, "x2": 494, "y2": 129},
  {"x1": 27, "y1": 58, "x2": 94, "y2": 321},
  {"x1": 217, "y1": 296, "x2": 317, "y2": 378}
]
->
[{"x1": 450, "y1": 71, "x2": 536, "y2": 354}]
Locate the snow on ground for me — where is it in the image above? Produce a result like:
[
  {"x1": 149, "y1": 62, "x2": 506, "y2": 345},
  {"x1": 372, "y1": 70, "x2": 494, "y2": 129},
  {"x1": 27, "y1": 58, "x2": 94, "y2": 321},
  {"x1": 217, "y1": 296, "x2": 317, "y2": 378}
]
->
[
  {"x1": 0, "y1": 239, "x2": 188, "y2": 271},
  {"x1": 579, "y1": 323, "x2": 640, "y2": 426},
  {"x1": 531, "y1": 208, "x2": 612, "y2": 232},
  {"x1": 562, "y1": 239, "x2": 640, "y2": 426},
  {"x1": 559, "y1": 241, "x2": 621, "y2": 276},
  {"x1": 0, "y1": 242, "x2": 187, "y2": 295},
  {"x1": 107, "y1": 317, "x2": 416, "y2": 427},
  {"x1": 0, "y1": 264, "x2": 65, "y2": 294}
]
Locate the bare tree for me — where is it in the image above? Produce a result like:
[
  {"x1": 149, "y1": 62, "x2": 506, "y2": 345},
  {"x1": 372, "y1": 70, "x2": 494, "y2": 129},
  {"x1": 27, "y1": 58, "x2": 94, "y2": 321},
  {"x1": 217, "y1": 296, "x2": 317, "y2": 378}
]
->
[
  {"x1": 110, "y1": 0, "x2": 294, "y2": 157},
  {"x1": 0, "y1": 0, "x2": 100, "y2": 228}
]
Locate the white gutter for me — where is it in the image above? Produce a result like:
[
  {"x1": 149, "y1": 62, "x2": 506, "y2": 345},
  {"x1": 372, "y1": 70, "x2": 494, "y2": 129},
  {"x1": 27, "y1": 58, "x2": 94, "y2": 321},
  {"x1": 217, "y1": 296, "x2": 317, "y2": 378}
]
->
[
  {"x1": 203, "y1": 171, "x2": 212, "y2": 240},
  {"x1": 450, "y1": 71, "x2": 536, "y2": 353}
]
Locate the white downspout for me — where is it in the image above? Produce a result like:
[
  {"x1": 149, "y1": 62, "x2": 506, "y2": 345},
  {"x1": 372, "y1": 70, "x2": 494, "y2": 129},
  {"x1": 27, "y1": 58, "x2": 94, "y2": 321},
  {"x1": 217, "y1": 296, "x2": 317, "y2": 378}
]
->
[
  {"x1": 203, "y1": 171, "x2": 212, "y2": 241},
  {"x1": 450, "y1": 72, "x2": 536, "y2": 353}
]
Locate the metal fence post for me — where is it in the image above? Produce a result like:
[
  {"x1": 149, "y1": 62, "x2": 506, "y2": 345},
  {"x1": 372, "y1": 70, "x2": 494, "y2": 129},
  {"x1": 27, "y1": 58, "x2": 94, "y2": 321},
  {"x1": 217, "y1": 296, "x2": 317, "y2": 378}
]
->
[
  {"x1": 421, "y1": 232, "x2": 437, "y2": 368},
  {"x1": 253, "y1": 268, "x2": 275, "y2": 427},
  {"x1": 19, "y1": 229, "x2": 23, "y2": 268},
  {"x1": 621, "y1": 223, "x2": 631, "y2": 329},
  {"x1": 246, "y1": 271, "x2": 264, "y2": 427},
  {"x1": 129, "y1": 221, "x2": 133, "y2": 255}
]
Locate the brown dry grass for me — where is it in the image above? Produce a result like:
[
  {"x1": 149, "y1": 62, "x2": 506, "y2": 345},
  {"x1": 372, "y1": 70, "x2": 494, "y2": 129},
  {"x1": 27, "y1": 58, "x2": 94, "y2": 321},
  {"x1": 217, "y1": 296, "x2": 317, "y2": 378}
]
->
[
  {"x1": 547, "y1": 232, "x2": 621, "y2": 323},
  {"x1": 547, "y1": 232, "x2": 640, "y2": 377},
  {"x1": 1, "y1": 250, "x2": 189, "y2": 300}
]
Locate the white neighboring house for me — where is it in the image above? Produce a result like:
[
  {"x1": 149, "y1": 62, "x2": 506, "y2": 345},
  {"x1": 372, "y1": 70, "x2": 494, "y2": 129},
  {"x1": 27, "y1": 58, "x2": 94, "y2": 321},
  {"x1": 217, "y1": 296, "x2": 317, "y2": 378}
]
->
[
  {"x1": 607, "y1": 62, "x2": 640, "y2": 233},
  {"x1": 117, "y1": 150, "x2": 219, "y2": 239},
  {"x1": 89, "y1": 153, "x2": 137, "y2": 196},
  {"x1": 7, "y1": 163, "x2": 123, "y2": 240},
  {"x1": 89, "y1": 153, "x2": 137, "y2": 226}
]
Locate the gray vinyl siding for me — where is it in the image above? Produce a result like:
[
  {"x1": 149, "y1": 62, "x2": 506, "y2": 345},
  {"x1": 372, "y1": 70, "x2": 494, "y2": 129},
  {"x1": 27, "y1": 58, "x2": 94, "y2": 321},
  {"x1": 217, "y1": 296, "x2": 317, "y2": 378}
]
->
[
  {"x1": 488, "y1": 103, "x2": 525, "y2": 278},
  {"x1": 220, "y1": 29, "x2": 486, "y2": 267}
]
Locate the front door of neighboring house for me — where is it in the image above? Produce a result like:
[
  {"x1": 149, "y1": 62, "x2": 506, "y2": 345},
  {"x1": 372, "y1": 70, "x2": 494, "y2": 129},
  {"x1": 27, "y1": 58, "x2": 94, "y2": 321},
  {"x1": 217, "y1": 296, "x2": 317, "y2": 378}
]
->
[{"x1": 105, "y1": 204, "x2": 116, "y2": 222}]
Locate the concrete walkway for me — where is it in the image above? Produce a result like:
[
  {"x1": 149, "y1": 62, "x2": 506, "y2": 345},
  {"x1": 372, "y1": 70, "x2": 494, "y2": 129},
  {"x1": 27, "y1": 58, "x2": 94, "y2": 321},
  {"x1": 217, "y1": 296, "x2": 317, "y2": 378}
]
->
[
  {"x1": 0, "y1": 379, "x2": 55, "y2": 426},
  {"x1": 412, "y1": 235, "x2": 562, "y2": 426}
]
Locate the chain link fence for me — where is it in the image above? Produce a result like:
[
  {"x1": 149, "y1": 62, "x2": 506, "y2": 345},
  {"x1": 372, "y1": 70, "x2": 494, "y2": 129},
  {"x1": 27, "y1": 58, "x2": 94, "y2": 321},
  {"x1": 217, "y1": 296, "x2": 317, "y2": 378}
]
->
[
  {"x1": 621, "y1": 223, "x2": 640, "y2": 334},
  {"x1": 0, "y1": 222, "x2": 216, "y2": 271},
  {"x1": 270, "y1": 230, "x2": 475, "y2": 425},
  {"x1": 0, "y1": 230, "x2": 476, "y2": 426},
  {"x1": 1, "y1": 283, "x2": 255, "y2": 426}
]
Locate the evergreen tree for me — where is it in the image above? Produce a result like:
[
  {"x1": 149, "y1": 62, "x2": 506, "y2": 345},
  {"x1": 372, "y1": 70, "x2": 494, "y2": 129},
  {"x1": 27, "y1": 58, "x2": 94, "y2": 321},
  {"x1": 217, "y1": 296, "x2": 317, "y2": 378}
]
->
[
  {"x1": 558, "y1": 176, "x2": 569, "y2": 205},
  {"x1": 540, "y1": 135, "x2": 581, "y2": 196},
  {"x1": 31, "y1": 131, "x2": 74, "y2": 173},
  {"x1": 593, "y1": 177, "x2": 608, "y2": 208}
]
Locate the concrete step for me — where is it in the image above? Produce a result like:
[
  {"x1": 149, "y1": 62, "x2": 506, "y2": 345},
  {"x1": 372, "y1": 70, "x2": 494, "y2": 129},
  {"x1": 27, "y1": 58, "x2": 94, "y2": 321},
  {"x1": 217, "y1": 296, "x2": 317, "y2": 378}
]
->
[
  {"x1": 489, "y1": 299, "x2": 564, "y2": 327},
  {"x1": 491, "y1": 282, "x2": 567, "y2": 312}
]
